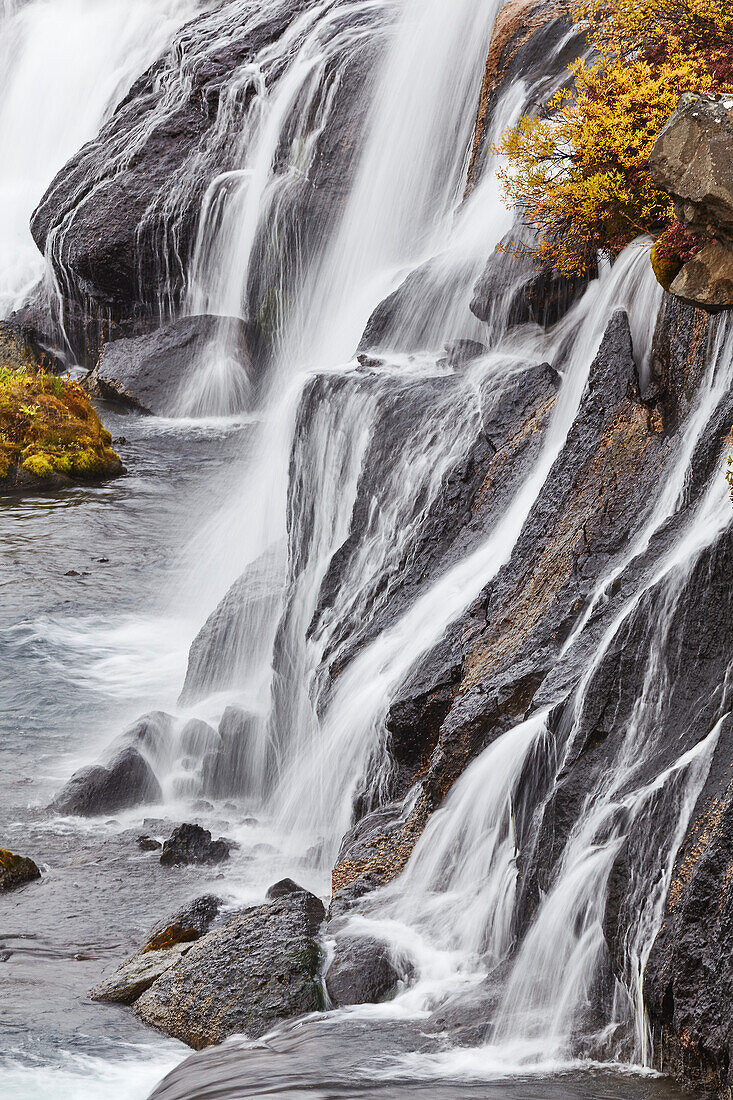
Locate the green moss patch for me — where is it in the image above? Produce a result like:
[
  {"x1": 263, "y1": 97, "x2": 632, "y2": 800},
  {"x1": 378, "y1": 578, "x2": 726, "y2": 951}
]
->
[{"x1": 0, "y1": 359, "x2": 123, "y2": 488}]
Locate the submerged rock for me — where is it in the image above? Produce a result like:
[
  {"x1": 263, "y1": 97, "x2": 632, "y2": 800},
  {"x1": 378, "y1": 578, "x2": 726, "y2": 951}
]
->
[
  {"x1": 325, "y1": 933, "x2": 403, "y2": 1007},
  {"x1": 52, "y1": 746, "x2": 162, "y2": 816},
  {"x1": 134, "y1": 887, "x2": 325, "y2": 1048},
  {"x1": 159, "y1": 823, "x2": 232, "y2": 867},
  {"x1": 137, "y1": 835, "x2": 163, "y2": 852},
  {"x1": 91, "y1": 894, "x2": 223, "y2": 1004},
  {"x1": 0, "y1": 849, "x2": 41, "y2": 891},
  {"x1": 85, "y1": 315, "x2": 256, "y2": 416}
]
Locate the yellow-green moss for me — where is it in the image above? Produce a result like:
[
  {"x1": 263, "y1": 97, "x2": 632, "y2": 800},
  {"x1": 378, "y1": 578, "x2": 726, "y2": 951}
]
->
[
  {"x1": 22, "y1": 453, "x2": 54, "y2": 478},
  {"x1": 650, "y1": 244, "x2": 683, "y2": 291},
  {"x1": 0, "y1": 359, "x2": 122, "y2": 486}
]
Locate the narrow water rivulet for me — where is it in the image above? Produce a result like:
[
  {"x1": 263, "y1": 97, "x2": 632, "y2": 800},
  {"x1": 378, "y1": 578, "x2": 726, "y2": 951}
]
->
[{"x1": 1, "y1": 0, "x2": 731, "y2": 1097}]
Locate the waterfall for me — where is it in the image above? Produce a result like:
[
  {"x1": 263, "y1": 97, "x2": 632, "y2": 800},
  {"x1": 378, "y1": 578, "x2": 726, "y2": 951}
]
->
[
  {"x1": 3, "y1": 0, "x2": 732, "y2": 1095},
  {"x1": 0, "y1": 0, "x2": 199, "y2": 317}
]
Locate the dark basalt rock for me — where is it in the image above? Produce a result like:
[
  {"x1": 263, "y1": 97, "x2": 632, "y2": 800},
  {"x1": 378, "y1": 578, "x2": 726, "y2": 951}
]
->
[
  {"x1": 643, "y1": 690, "x2": 733, "y2": 1093},
  {"x1": 91, "y1": 894, "x2": 224, "y2": 1004},
  {"x1": 470, "y1": 230, "x2": 595, "y2": 329},
  {"x1": 137, "y1": 835, "x2": 163, "y2": 852},
  {"x1": 85, "y1": 315, "x2": 257, "y2": 416},
  {"x1": 180, "y1": 550, "x2": 284, "y2": 704},
  {"x1": 159, "y1": 823, "x2": 232, "y2": 867},
  {"x1": 325, "y1": 934, "x2": 402, "y2": 1006},
  {"x1": 0, "y1": 849, "x2": 41, "y2": 891},
  {"x1": 52, "y1": 746, "x2": 162, "y2": 816},
  {"x1": 28, "y1": 1, "x2": 385, "y2": 364},
  {"x1": 330, "y1": 311, "x2": 674, "y2": 912},
  {"x1": 134, "y1": 887, "x2": 325, "y2": 1048},
  {"x1": 30, "y1": 2, "x2": 314, "y2": 313},
  {"x1": 438, "y1": 339, "x2": 488, "y2": 370},
  {"x1": 300, "y1": 360, "x2": 559, "y2": 706}
]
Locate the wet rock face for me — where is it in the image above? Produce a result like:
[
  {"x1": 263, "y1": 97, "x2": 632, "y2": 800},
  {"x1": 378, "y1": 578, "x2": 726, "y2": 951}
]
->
[
  {"x1": 300, "y1": 361, "x2": 559, "y2": 717},
  {"x1": 85, "y1": 315, "x2": 257, "y2": 416},
  {"x1": 180, "y1": 551, "x2": 284, "y2": 704},
  {"x1": 325, "y1": 933, "x2": 402, "y2": 1006},
  {"x1": 26, "y1": 0, "x2": 382, "y2": 365},
  {"x1": 0, "y1": 849, "x2": 41, "y2": 891},
  {"x1": 644, "y1": 715, "x2": 733, "y2": 1095},
  {"x1": 329, "y1": 310, "x2": 675, "y2": 910},
  {"x1": 29, "y1": 1, "x2": 313, "y2": 315},
  {"x1": 52, "y1": 746, "x2": 162, "y2": 816},
  {"x1": 134, "y1": 887, "x2": 326, "y2": 1049},
  {"x1": 159, "y1": 824, "x2": 232, "y2": 867},
  {"x1": 466, "y1": 0, "x2": 579, "y2": 195}
]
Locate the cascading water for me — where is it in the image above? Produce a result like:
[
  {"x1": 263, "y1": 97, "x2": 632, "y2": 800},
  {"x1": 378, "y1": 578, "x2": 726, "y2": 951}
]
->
[{"x1": 2, "y1": 0, "x2": 731, "y2": 1098}]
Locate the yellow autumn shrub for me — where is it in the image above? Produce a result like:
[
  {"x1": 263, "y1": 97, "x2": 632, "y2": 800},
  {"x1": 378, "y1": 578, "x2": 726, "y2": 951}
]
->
[{"x1": 495, "y1": 0, "x2": 733, "y2": 275}]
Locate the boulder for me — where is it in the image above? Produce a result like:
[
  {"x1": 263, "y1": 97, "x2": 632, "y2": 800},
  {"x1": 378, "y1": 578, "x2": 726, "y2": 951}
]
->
[
  {"x1": 134, "y1": 888, "x2": 325, "y2": 1048},
  {"x1": 0, "y1": 849, "x2": 41, "y2": 891},
  {"x1": 201, "y1": 705, "x2": 267, "y2": 799},
  {"x1": 85, "y1": 315, "x2": 257, "y2": 416},
  {"x1": 650, "y1": 93, "x2": 733, "y2": 246},
  {"x1": 325, "y1": 934, "x2": 402, "y2": 1006},
  {"x1": 159, "y1": 823, "x2": 232, "y2": 867},
  {"x1": 29, "y1": 2, "x2": 314, "y2": 314},
  {"x1": 145, "y1": 894, "x2": 224, "y2": 946},
  {"x1": 438, "y1": 339, "x2": 487, "y2": 370},
  {"x1": 91, "y1": 943, "x2": 192, "y2": 1005},
  {"x1": 28, "y1": 0, "x2": 380, "y2": 365},
  {"x1": 137, "y1": 835, "x2": 162, "y2": 852},
  {"x1": 667, "y1": 239, "x2": 733, "y2": 311},
  {"x1": 52, "y1": 746, "x2": 162, "y2": 816},
  {"x1": 178, "y1": 719, "x2": 220, "y2": 758},
  {"x1": 91, "y1": 894, "x2": 223, "y2": 1004},
  {"x1": 470, "y1": 231, "x2": 593, "y2": 328}
]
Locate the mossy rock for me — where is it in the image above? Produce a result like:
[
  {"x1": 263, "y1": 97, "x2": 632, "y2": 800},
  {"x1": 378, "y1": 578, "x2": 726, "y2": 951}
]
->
[
  {"x1": 0, "y1": 325, "x2": 124, "y2": 493},
  {"x1": 0, "y1": 848, "x2": 41, "y2": 890},
  {"x1": 650, "y1": 245, "x2": 683, "y2": 292}
]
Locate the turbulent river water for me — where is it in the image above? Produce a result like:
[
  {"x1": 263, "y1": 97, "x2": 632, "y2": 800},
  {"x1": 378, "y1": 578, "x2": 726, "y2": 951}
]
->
[{"x1": 1, "y1": 0, "x2": 729, "y2": 1097}]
